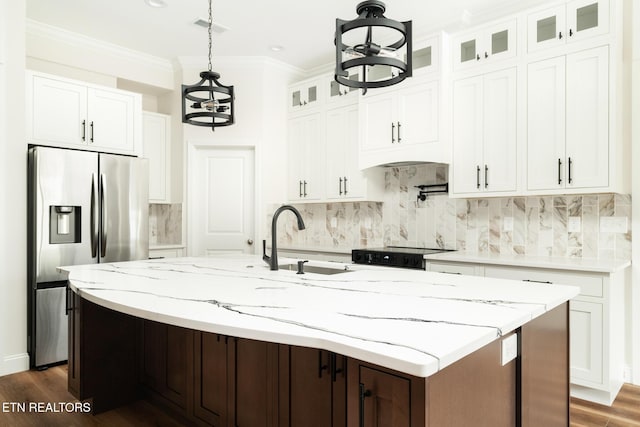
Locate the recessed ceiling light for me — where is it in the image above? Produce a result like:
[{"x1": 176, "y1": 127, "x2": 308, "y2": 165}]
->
[
  {"x1": 144, "y1": 0, "x2": 167, "y2": 7},
  {"x1": 269, "y1": 45, "x2": 284, "y2": 52}
]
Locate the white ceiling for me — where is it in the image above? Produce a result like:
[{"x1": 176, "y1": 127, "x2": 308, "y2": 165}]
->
[{"x1": 26, "y1": 0, "x2": 552, "y2": 71}]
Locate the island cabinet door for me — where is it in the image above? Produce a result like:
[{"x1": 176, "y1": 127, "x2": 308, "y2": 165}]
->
[
  {"x1": 140, "y1": 320, "x2": 194, "y2": 412},
  {"x1": 193, "y1": 332, "x2": 231, "y2": 426},
  {"x1": 231, "y1": 337, "x2": 281, "y2": 427},
  {"x1": 285, "y1": 346, "x2": 347, "y2": 427},
  {"x1": 346, "y1": 359, "x2": 425, "y2": 427}
]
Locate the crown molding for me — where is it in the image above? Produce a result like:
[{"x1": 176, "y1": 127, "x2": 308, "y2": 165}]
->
[{"x1": 26, "y1": 19, "x2": 174, "y2": 73}]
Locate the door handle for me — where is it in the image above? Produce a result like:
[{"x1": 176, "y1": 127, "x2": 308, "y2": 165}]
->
[
  {"x1": 90, "y1": 173, "x2": 99, "y2": 258},
  {"x1": 476, "y1": 165, "x2": 481, "y2": 189},
  {"x1": 344, "y1": 177, "x2": 348, "y2": 195},
  {"x1": 339, "y1": 177, "x2": 343, "y2": 195},
  {"x1": 90, "y1": 121, "x2": 94, "y2": 143},
  {"x1": 397, "y1": 122, "x2": 401, "y2": 143},
  {"x1": 247, "y1": 239, "x2": 254, "y2": 245},
  {"x1": 82, "y1": 120, "x2": 86, "y2": 141},
  {"x1": 303, "y1": 181, "x2": 307, "y2": 197},
  {"x1": 299, "y1": 180, "x2": 303, "y2": 198},
  {"x1": 391, "y1": 122, "x2": 395, "y2": 143},
  {"x1": 568, "y1": 157, "x2": 573, "y2": 184},
  {"x1": 100, "y1": 173, "x2": 107, "y2": 257}
]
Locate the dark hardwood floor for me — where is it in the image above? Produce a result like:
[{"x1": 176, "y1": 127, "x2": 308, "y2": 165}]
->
[{"x1": 0, "y1": 365, "x2": 638, "y2": 426}]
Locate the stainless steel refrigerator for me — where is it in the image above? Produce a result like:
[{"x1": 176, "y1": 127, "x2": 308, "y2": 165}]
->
[{"x1": 27, "y1": 146, "x2": 149, "y2": 368}]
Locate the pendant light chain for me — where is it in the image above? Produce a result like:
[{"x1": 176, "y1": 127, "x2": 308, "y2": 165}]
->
[{"x1": 207, "y1": 0, "x2": 213, "y2": 72}]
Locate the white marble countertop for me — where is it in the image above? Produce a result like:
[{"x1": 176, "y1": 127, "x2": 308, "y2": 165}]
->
[
  {"x1": 59, "y1": 255, "x2": 578, "y2": 378},
  {"x1": 424, "y1": 252, "x2": 631, "y2": 273}
]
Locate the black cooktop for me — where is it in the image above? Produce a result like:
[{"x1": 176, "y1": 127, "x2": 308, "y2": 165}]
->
[{"x1": 351, "y1": 246, "x2": 455, "y2": 269}]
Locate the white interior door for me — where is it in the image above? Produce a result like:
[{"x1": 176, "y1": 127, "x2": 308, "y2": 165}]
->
[{"x1": 188, "y1": 146, "x2": 255, "y2": 256}]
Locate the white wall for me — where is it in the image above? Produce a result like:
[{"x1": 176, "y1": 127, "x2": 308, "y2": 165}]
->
[
  {"x1": 178, "y1": 56, "x2": 302, "y2": 249},
  {"x1": 0, "y1": 0, "x2": 28, "y2": 376}
]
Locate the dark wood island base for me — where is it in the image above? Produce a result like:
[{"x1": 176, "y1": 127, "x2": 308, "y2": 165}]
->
[{"x1": 68, "y1": 292, "x2": 569, "y2": 426}]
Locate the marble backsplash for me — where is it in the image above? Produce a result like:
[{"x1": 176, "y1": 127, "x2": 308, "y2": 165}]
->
[
  {"x1": 272, "y1": 164, "x2": 632, "y2": 260},
  {"x1": 149, "y1": 203, "x2": 182, "y2": 245}
]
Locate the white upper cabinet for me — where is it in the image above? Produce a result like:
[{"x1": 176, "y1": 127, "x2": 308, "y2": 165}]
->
[
  {"x1": 287, "y1": 111, "x2": 324, "y2": 201},
  {"x1": 452, "y1": 19, "x2": 517, "y2": 70},
  {"x1": 527, "y1": 0, "x2": 609, "y2": 53},
  {"x1": 527, "y1": 46, "x2": 609, "y2": 192},
  {"x1": 142, "y1": 112, "x2": 172, "y2": 203},
  {"x1": 452, "y1": 67, "x2": 517, "y2": 196},
  {"x1": 288, "y1": 77, "x2": 322, "y2": 113},
  {"x1": 358, "y1": 78, "x2": 443, "y2": 169},
  {"x1": 325, "y1": 70, "x2": 360, "y2": 105},
  {"x1": 26, "y1": 71, "x2": 141, "y2": 155}
]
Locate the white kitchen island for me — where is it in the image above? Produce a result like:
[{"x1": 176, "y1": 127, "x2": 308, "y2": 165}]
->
[{"x1": 60, "y1": 255, "x2": 579, "y2": 427}]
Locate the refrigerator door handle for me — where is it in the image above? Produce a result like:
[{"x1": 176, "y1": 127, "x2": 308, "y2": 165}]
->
[
  {"x1": 91, "y1": 173, "x2": 99, "y2": 258},
  {"x1": 100, "y1": 173, "x2": 108, "y2": 258}
]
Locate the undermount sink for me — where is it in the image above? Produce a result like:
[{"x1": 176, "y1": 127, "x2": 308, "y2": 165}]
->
[{"x1": 278, "y1": 264, "x2": 352, "y2": 275}]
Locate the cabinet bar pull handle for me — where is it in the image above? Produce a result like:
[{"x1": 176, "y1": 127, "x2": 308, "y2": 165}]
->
[
  {"x1": 484, "y1": 165, "x2": 489, "y2": 189},
  {"x1": 476, "y1": 165, "x2": 481, "y2": 189},
  {"x1": 522, "y1": 279, "x2": 553, "y2": 284},
  {"x1": 344, "y1": 177, "x2": 348, "y2": 195},
  {"x1": 558, "y1": 158, "x2": 562, "y2": 185},
  {"x1": 568, "y1": 157, "x2": 573, "y2": 184},
  {"x1": 339, "y1": 177, "x2": 343, "y2": 195},
  {"x1": 484, "y1": 51, "x2": 489, "y2": 59},
  {"x1": 476, "y1": 53, "x2": 480, "y2": 61},
  {"x1": 559, "y1": 31, "x2": 563, "y2": 39},
  {"x1": 397, "y1": 122, "x2": 401, "y2": 143},
  {"x1": 318, "y1": 350, "x2": 329, "y2": 378},
  {"x1": 359, "y1": 383, "x2": 372, "y2": 427},
  {"x1": 65, "y1": 284, "x2": 71, "y2": 315},
  {"x1": 569, "y1": 29, "x2": 573, "y2": 37},
  {"x1": 90, "y1": 121, "x2": 94, "y2": 143},
  {"x1": 299, "y1": 180, "x2": 303, "y2": 198},
  {"x1": 82, "y1": 120, "x2": 86, "y2": 141},
  {"x1": 330, "y1": 353, "x2": 344, "y2": 382},
  {"x1": 391, "y1": 122, "x2": 395, "y2": 143},
  {"x1": 303, "y1": 180, "x2": 307, "y2": 197}
]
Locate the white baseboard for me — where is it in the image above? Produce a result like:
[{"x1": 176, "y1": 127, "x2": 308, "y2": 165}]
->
[{"x1": 1, "y1": 353, "x2": 30, "y2": 377}]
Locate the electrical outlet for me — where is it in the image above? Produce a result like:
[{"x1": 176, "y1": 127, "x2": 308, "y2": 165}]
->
[
  {"x1": 503, "y1": 217, "x2": 514, "y2": 232},
  {"x1": 568, "y1": 216, "x2": 582, "y2": 233},
  {"x1": 501, "y1": 333, "x2": 518, "y2": 366},
  {"x1": 599, "y1": 217, "x2": 628, "y2": 233}
]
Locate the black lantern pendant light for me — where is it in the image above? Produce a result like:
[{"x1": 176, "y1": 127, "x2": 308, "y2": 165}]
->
[
  {"x1": 182, "y1": 0, "x2": 234, "y2": 130},
  {"x1": 335, "y1": 0, "x2": 412, "y2": 94}
]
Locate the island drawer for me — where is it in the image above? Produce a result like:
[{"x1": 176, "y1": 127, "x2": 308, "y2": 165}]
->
[{"x1": 483, "y1": 266, "x2": 604, "y2": 298}]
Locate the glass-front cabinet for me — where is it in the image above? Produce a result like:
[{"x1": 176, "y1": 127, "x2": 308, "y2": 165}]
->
[
  {"x1": 288, "y1": 78, "x2": 322, "y2": 113},
  {"x1": 527, "y1": 0, "x2": 609, "y2": 52},
  {"x1": 453, "y1": 19, "x2": 517, "y2": 70}
]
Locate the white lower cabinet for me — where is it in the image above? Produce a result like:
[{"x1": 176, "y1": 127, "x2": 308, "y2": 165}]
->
[
  {"x1": 426, "y1": 259, "x2": 625, "y2": 405},
  {"x1": 149, "y1": 247, "x2": 184, "y2": 259}
]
